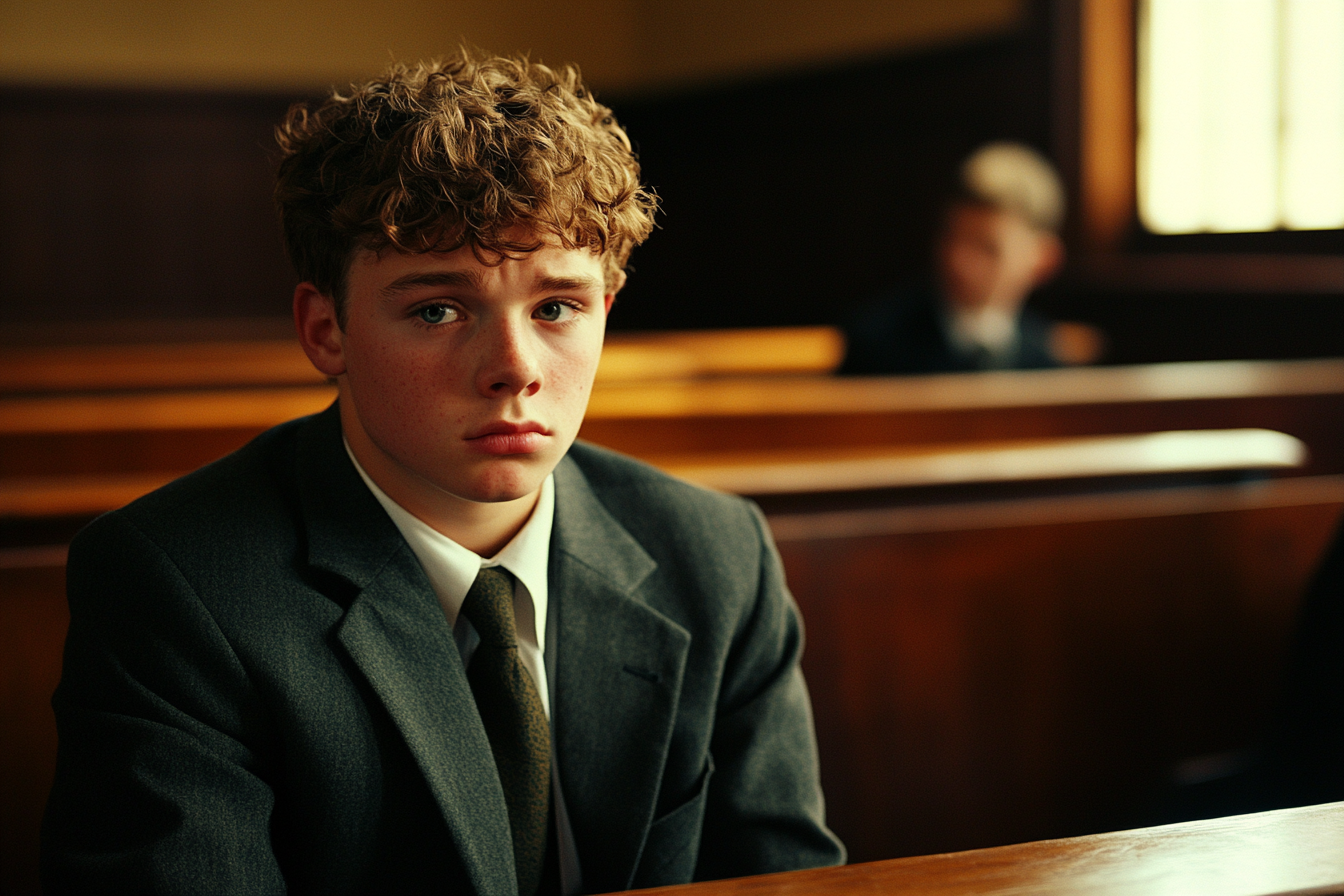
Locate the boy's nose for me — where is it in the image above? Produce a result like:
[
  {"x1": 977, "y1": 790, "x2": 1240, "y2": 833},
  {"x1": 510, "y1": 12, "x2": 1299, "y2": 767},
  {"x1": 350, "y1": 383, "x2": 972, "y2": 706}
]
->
[{"x1": 476, "y1": 320, "x2": 543, "y2": 397}]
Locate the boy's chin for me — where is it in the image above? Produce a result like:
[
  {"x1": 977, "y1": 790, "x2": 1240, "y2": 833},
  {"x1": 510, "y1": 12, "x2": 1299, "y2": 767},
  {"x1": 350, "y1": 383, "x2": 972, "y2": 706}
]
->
[{"x1": 453, "y1": 464, "x2": 551, "y2": 506}]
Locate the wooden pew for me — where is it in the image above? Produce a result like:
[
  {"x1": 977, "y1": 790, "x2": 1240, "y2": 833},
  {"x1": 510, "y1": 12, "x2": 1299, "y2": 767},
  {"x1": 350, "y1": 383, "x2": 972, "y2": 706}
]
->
[
  {"x1": 655, "y1": 429, "x2": 1306, "y2": 500},
  {"x1": 0, "y1": 326, "x2": 845, "y2": 393},
  {"x1": 3, "y1": 336, "x2": 1343, "y2": 890},
  {"x1": 582, "y1": 359, "x2": 1344, "y2": 477},
  {"x1": 773, "y1": 475, "x2": 1344, "y2": 862},
  {"x1": 2, "y1": 434, "x2": 1331, "y2": 888},
  {"x1": 9, "y1": 481, "x2": 1337, "y2": 887},
  {"x1": 3, "y1": 357, "x2": 1341, "y2": 481},
  {"x1": 0, "y1": 428, "x2": 1307, "y2": 523}
]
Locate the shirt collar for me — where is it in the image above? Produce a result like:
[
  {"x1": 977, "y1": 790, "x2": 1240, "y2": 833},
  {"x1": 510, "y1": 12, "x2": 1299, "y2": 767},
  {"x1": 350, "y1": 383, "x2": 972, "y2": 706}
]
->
[
  {"x1": 342, "y1": 440, "x2": 553, "y2": 654},
  {"x1": 943, "y1": 304, "x2": 1020, "y2": 357}
]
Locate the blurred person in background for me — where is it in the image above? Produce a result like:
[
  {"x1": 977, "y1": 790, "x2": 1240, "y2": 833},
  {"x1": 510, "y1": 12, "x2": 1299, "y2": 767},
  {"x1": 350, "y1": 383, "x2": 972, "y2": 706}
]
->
[{"x1": 840, "y1": 141, "x2": 1101, "y2": 375}]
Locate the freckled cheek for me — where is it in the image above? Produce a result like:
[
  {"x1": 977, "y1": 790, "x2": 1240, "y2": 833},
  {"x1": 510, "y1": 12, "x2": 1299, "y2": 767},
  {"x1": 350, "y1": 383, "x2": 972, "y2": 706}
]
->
[
  {"x1": 543, "y1": 345, "x2": 603, "y2": 423},
  {"x1": 353, "y1": 343, "x2": 469, "y2": 444}
]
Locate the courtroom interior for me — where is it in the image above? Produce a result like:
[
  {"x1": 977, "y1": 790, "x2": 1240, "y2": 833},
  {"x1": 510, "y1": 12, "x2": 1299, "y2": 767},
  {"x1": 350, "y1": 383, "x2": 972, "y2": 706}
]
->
[{"x1": 2, "y1": 0, "x2": 1343, "y2": 893}]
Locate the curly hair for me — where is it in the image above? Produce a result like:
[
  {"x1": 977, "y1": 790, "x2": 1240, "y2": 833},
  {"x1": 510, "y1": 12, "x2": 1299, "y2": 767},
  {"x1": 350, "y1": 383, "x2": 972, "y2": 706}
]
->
[{"x1": 274, "y1": 52, "x2": 658, "y2": 321}]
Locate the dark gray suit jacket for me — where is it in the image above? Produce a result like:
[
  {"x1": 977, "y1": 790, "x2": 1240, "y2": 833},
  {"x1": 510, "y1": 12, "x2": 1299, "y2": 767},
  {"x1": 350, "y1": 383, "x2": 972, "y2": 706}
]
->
[{"x1": 42, "y1": 404, "x2": 843, "y2": 894}]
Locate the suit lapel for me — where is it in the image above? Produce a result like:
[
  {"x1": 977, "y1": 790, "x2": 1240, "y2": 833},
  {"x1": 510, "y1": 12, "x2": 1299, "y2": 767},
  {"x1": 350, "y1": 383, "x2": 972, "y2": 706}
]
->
[
  {"x1": 549, "y1": 455, "x2": 691, "y2": 892},
  {"x1": 295, "y1": 405, "x2": 515, "y2": 893}
]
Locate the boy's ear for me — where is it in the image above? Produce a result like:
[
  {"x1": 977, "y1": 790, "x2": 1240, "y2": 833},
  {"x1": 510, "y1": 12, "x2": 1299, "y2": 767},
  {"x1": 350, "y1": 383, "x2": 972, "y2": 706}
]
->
[
  {"x1": 603, "y1": 269, "x2": 627, "y2": 315},
  {"x1": 293, "y1": 282, "x2": 347, "y2": 377},
  {"x1": 1030, "y1": 232, "x2": 1065, "y2": 287}
]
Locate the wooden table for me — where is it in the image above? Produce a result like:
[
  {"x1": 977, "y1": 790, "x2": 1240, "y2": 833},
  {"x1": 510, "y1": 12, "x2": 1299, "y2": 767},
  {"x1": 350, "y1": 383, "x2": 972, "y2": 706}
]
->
[{"x1": 612, "y1": 801, "x2": 1344, "y2": 895}]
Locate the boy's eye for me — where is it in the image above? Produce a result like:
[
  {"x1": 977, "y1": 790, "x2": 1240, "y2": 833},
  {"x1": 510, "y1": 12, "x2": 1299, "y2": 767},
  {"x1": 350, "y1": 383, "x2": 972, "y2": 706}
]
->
[
  {"x1": 416, "y1": 304, "x2": 457, "y2": 324},
  {"x1": 535, "y1": 301, "x2": 573, "y2": 322}
]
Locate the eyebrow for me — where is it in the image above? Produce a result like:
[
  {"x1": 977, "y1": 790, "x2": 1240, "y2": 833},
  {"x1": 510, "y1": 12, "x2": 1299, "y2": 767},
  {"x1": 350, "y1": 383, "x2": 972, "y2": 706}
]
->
[
  {"x1": 380, "y1": 270, "x2": 482, "y2": 297},
  {"x1": 380, "y1": 271, "x2": 604, "y2": 298},
  {"x1": 536, "y1": 275, "x2": 604, "y2": 293}
]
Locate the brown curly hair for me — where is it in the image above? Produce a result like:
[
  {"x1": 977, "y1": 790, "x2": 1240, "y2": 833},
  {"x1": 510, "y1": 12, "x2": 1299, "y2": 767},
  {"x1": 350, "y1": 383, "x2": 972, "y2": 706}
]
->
[{"x1": 274, "y1": 52, "x2": 658, "y2": 322}]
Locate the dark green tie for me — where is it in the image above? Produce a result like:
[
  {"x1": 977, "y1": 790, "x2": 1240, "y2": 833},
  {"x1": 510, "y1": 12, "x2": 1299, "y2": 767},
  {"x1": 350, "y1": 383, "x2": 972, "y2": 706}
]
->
[{"x1": 461, "y1": 567, "x2": 552, "y2": 896}]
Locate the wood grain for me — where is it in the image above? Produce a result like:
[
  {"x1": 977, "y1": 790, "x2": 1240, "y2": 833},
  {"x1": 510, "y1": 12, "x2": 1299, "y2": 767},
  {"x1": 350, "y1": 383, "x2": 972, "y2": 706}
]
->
[
  {"x1": 3, "y1": 359, "x2": 1342, "y2": 479},
  {"x1": 654, "y1": 429, "x2": 1305, "y2": 495},
  {"x1": 0, "y1": 327, "x2": 845, "y2": 394},
  {"x1": 609, "y1": 801, "x2": 1344, "y2": 895},
  {"x1": 779, "y1": 477, "x2": 1344, "y2": 861}
]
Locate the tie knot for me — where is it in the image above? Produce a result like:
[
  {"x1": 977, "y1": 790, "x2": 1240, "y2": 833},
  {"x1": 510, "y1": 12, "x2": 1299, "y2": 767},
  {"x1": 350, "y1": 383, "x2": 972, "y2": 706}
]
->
[{"x1": 461, "y1": 566, "x2": 518, "y2": 648}]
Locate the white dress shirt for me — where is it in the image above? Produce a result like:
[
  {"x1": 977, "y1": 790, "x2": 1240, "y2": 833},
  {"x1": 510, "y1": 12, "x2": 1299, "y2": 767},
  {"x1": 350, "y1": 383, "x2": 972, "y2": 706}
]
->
[
  {"x1": 944, "y1": 304, "x2": 1020, "y2": 365},
  {"x1": 345, "y1": 443, "x2": 581, "y2": 894}
]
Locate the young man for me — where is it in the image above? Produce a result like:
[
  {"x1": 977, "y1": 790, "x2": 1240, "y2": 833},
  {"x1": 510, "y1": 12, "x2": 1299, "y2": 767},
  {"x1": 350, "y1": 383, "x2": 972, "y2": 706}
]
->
[
  {"x1": 42, "y1": 54, "x2": 844, "y2": 894},
  {"x1": 840, "y1": 142, "x2": 1085, "y2": 375}
]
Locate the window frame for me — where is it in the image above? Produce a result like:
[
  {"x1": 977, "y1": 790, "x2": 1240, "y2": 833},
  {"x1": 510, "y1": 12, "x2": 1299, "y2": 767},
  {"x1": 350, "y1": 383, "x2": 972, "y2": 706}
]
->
[{"x1": 1052, "y1": 0, "x2": 1343, "y2": 293}]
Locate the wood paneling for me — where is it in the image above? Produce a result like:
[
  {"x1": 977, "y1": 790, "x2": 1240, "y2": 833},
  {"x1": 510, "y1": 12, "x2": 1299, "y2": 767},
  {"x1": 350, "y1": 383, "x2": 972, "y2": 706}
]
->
[
  {"x1": 0, "y1": 88, "x2": 297, "y2": 326},
  {"x1": 778, "y1": 477, "x2": 1344, "y2": 860},
  {"x1": 0, "y1": 562, "x2": 66, "y2": 896},
  {"x1": 608, "y1": 23, "x2": 1052, "y2": 334}
]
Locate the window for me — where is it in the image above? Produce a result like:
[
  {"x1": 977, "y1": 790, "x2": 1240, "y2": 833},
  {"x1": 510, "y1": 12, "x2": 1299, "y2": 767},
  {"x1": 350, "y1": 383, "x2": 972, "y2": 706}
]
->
[{"x1": 1137, "y1": 0, "x2": 1344, "y2": 234}]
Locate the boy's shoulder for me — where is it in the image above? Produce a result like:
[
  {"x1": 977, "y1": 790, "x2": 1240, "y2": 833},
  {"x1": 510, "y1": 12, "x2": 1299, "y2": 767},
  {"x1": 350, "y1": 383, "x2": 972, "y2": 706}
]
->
[
  {"x1": 564, "y1": 440, "x2": 748, "y2": 512},
  {"x1": 78, "y1": 413, "x2": 314, "y2": 556},
  {"x1": 559, "y1": 439, "x2": 766, "y2": 555}
]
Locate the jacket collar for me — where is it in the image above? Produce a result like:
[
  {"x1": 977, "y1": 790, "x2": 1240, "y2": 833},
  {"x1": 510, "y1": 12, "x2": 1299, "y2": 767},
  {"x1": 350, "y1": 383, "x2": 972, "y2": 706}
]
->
[
  {"x1": 294, "y1": 403, "x2": 516, "y2": 893},
  {"x1": 295, "y1": 406, "x2": 691, "y2": 892},
  {"x1": 550, "y1": 453, "x2": 692, "y2": 892}
]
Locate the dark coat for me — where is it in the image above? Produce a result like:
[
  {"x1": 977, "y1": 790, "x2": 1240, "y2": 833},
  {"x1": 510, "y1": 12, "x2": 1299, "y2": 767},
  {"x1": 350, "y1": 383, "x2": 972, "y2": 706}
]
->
[
  {"x1": 42, "y1": 404, "x2": 843, "y2": 894},
  {"x1": 839, "y1": 283, "x2": 1058, "y2": 375}
]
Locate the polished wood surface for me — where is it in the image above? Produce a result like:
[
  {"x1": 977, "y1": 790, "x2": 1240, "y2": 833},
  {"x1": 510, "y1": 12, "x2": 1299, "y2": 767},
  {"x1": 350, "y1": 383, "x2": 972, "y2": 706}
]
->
[
  {"x1": 0, "y1": 472, "x2": 181, "y2": 518},
  {"x1": 0, "y1": 429, "x2": 1305, "y2": 520},
  {"x1": 612, "y1": 801, "x2": 1344, "y2": 895},
  {"x1": 3, "y1": 359, "x2": 1342, "y2": 479},
  {"x1": 581, "y1": 359, "x2": 1344, "y2": 476},
  {"x1": 591, "y1": 358, "x2": 1344, "y2": 416},
  {"x1": 599, "y1": 326, "x2": 844, "y2": 380},
  {"x1": 0, "y1": 326, "x2": 845, "y2": 394},
  {"x1": 0, "y1": 340, "x2": 324, "y2": 393},
  {"x1": 655, "y1": 429, "x2": 1304, "y2": 495}
]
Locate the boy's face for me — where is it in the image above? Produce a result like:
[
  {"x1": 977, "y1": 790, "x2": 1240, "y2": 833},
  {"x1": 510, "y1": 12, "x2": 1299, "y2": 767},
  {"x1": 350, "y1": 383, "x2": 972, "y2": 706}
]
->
[
  {"x1": 297, "y1": 236, "x2": 616, "y2": 521},
  {"x1": 937, "y1": 204, "x2": 1060, "y2": 315}
]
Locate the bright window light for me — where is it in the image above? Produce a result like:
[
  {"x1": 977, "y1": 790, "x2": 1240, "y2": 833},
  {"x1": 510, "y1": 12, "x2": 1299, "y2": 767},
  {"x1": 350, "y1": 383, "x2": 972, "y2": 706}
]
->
[
  {"x1": 1138, "y1": 0, "x2": 1344, "y2": 234},
  {"x1": 1282, "y1": 0, "x2": 1344, "y2": 228}
]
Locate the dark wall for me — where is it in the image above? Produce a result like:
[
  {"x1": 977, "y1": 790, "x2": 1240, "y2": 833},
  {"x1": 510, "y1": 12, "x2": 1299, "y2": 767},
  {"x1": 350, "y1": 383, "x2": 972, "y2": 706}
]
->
[
  {"x1": 606, "y1": 27, "x2": 1054, "y2": 331},
  {"x1": 1035, "y1": 287, "x2": 1344, "y2": 365},
  {"x1": 0, "y1": 88, "x2": 297, "y2": 330},
  {"x1": 0, "y1": 22, "x2": 1054, "y2": 338},
  {"x1": 2, "y1": 10, "x2": 1338, "y2": 362}
]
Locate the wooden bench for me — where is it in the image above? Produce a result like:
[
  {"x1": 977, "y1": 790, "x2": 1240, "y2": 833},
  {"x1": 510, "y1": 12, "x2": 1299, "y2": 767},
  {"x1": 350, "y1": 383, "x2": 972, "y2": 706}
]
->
[
  {"x1": 4, "y1": 339, "x2": 1343, "y2": 890},
  {"x1": 6, "y1": 478, "x2": 1340, "y2": 888},
  {"x1": 0, "y1": 326, "x2": 846, "y2": 394},
  {"x1": 777, "y1": 475, "x2": 1344, "y2": 861},
  {"x1": 3, "y1": 358, "x2": 1342, "y2": 481}
]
